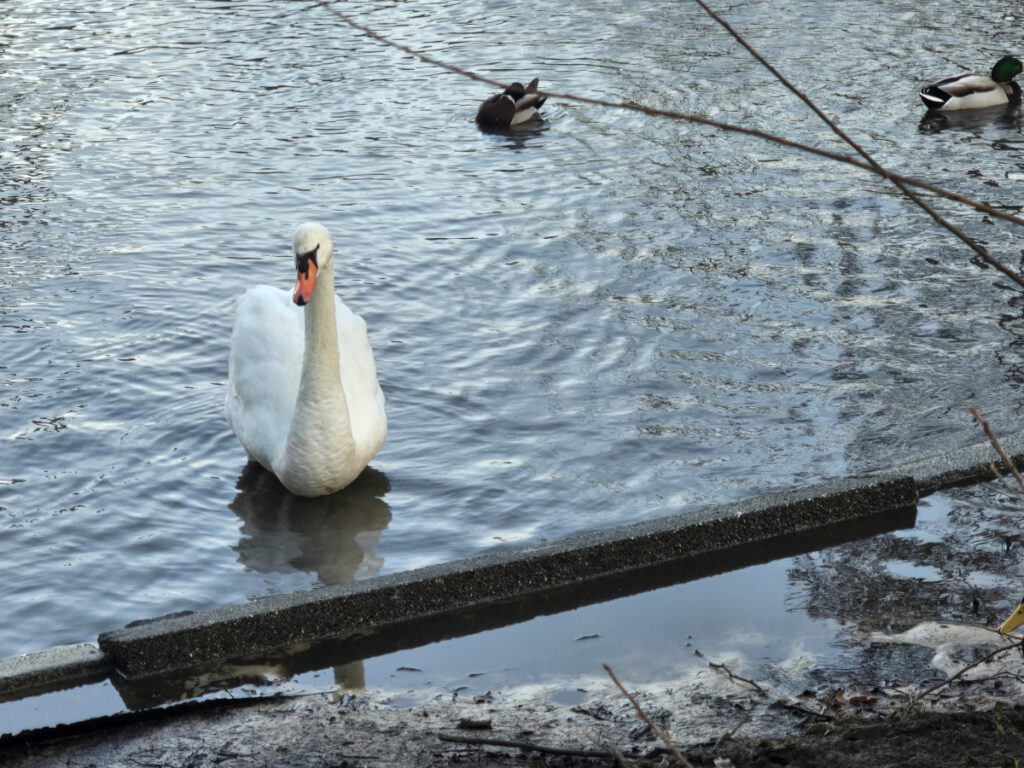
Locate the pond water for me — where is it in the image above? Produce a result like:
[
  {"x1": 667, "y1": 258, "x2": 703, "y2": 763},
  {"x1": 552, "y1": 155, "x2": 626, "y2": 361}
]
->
[{"x1": 4, "y1": 0, "x2": 1024, "y2": 658}]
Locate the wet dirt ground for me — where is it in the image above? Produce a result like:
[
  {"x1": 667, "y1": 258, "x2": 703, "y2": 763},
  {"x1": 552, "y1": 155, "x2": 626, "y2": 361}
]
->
[{"x1": 4, "y1": 642, "x2": 1024, "y2": 768}]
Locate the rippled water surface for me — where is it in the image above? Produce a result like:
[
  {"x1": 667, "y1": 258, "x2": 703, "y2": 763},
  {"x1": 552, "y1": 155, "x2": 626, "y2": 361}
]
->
[{"x1": 4, "y1": 0, "x2": 1024, "y2": 657}]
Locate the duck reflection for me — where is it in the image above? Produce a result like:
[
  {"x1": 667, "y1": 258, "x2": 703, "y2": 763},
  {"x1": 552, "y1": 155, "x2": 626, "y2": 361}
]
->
[
  {"x1": 229, "y1": 463, "x2": 392, "y2": 691},
  {"x1": 476, "y1": 117, "x2": 551, "y2": 151},
  {"x1": 918, "y1": 105, "x2": 1024, "y2": 134}
]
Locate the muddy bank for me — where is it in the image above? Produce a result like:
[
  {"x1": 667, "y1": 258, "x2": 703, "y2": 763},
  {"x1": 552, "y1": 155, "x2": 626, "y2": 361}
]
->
[
  {"x1": 697, "y1": 709, "x2": 1024, "y2": 768},
  {"x1": 4, "y1": 646, "x2": 1024, "y2": 768}
]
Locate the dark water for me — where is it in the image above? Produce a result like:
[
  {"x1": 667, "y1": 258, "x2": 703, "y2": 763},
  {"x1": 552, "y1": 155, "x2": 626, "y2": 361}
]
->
[{"x1": 4, "y1": 0, "x2": 1024, "y2": 658}]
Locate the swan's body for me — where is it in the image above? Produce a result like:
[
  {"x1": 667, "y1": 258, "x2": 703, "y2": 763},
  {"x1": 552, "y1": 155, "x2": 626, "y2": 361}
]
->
[
  {"x1": 920, "y1": 56, "x2": 1024, "y2": 111},
  {"x1": 476, "y1": 78, "x2": 547, "y2": 127},
  {"x1": 226, "y1": 223, "x2": 386, "y2": 497}
]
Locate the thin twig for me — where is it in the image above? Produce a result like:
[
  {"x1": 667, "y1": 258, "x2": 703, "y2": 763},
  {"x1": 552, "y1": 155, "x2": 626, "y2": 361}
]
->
[
  {"x1": 707, "y1": 661, "x2": 834, "y2": 721},
  {"x1": 919, "y1": 640, "x2": 1022, "y2": 697},
  {"x1": 984, "y1": 460, "x2": 1023, "y2": 494},
  {"x1": 706, "y1": 660, "x2": 769, "y2": 696},
  {"x1": 312, "y1": 0, "x2": 1024, "y2": 290},
  {"x1": 970, "y1": 407, "x2": 1024, "y2": 490},
  {"x1": 694, "y1": 649, "x2": 834, "y2": 721},
  {"x1": 603, "y1": 741, "x2": 633, "y2": 767},
  {"x1": 691, "y1": 0, "x2": 1014, "y2": 284},
  {"x1": 438, "y1": 732, "x2": 615, "y2": 759},
  {"x1": 603, "y1": 663, "x2": 695, "y2": 768}
]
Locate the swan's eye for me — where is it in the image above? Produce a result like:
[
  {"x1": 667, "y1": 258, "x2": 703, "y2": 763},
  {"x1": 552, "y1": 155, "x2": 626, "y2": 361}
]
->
[{"x1": 295, "y1": 243, "x2": 320, "y2": 277}]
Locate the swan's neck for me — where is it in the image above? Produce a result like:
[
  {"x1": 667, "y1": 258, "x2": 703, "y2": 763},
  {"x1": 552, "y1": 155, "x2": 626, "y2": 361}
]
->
[
  {"x1": 279, "y1": 262, "x2": 357, "y2": 494},
  {"x1": 300, "y1": 262, "x2": 343, "y2": 395}
]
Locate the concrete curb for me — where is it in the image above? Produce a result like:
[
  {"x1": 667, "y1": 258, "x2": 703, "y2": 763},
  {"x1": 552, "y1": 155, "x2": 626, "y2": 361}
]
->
[
  {"x1": 0, "y1": 644, "x2": 109, "y2": 700},
  {"x1": 97, "y1": 475, "x2": 916, "y2": 679},
  {"x1": 1, "y1": 430, "x2": 1017, "y2": 702},
  {"x1": 866, "y1": 431, "x2": 1024, "y2": 492}
]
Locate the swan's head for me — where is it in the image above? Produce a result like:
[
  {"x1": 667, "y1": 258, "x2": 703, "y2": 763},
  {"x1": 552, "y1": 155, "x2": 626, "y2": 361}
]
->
[{"x1": 291, "y1": 222, "x2": 334, "y2": 306}]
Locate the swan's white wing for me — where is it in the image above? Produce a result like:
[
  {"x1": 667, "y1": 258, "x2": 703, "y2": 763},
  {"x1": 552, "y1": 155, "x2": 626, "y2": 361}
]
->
[
  {"x1": 226, "y1": 285, "x2": 304, "y2": 471},
  {"x1": 334, "y1": 296, "x2": 387, "y2": 466}
]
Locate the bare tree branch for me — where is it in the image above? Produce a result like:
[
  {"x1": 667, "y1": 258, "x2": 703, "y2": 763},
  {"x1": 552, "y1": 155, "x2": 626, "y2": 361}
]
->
[
  {"x1": 691, "y1": 0, "x2": 1024, "y2": 287},
  {"x1": 970, "y1": 407, "x2": 1024, "y2": 490},
  {"x1": 604, "y1": 663, "x2": 695, "y2": 768}
]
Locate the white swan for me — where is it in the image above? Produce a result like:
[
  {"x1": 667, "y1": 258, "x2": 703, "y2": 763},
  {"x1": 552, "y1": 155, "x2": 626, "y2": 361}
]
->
[{"x1": 226, "y1": 222, "x2": 386, "y2": 497}]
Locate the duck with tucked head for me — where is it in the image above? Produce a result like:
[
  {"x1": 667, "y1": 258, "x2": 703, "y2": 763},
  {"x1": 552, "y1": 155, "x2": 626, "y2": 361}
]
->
[
  {"x1": 920, "y1": 56, "x2": 1024, "y2": 111},
  {"x1": 476, "y1": 78, "x2": 547, "y2": 127},
  {"x1": 226, "y1": 223, "x2": 387, "y2": 498}
]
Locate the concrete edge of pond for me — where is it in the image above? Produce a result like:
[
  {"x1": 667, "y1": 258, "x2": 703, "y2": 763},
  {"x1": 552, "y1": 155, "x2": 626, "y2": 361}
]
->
[
  {"x1": 0, "y1": 644, "x2": 108, "y2": 698},
  {"x1": 0, "y1": 431, "x2": 1019, "y2": 701},
  {"x1": 866, "y1": 431, "x2": 1024, "y2": 493},
  {"x1": 98, "y1": 474, "x2": 916, "y2": 678}
]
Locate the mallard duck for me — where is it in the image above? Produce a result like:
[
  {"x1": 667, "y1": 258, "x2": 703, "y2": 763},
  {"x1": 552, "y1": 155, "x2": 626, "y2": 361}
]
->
[
  {"x1": 920, "y1": 56, "x2": 1024, "y2": 111},
  {"x1": 475, "y1": 78, "x2": 547, "y2": 127},
  {"x1": 1000, "y1": 594, "x2": 1024, "y2": 634},
  {"x1": 226, "y1": 223, "x2": 387, "y2": 497}
]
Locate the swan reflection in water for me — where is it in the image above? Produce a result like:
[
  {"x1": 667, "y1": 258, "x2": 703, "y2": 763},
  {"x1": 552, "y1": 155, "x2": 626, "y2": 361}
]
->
[{"x1": 229, "y1": 462, "x2": 392, "y2": 690}]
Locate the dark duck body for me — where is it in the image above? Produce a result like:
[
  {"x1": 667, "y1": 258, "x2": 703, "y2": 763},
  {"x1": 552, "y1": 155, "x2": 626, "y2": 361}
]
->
[{"x1": 476, "y1": 78, "x2": 547, "y2": 127}]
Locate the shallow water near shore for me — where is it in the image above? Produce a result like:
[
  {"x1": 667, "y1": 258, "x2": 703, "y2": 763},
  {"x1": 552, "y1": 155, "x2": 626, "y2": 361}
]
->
[{"x1": 4, "y1": 0, "x2": 1024, "y2": 661}]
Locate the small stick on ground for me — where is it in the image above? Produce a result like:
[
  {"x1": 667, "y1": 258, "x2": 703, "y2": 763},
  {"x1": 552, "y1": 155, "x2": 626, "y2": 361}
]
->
[
  {"x1": 920, "y1": 641, "x2": 1022, "y2": 697},
  {"x1": 438, "y1": 732, "x2": 616, "y2": 760},
  {"x1": 697, "y1": 650, "x2": 833, "y2": 721},
  {"x1": 970, "y1": 407, "x2": 1024, "y2": 490},
  {"x1": 603, "y1": 663, "x2": 695, "y2": 768}
]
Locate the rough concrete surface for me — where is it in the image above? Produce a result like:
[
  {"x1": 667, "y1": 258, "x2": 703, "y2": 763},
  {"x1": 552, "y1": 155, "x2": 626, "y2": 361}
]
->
[
  {"x1": 868, "y1": 430, "x2": 1024, "y2": 493},
  {"x1": 97, "y1": 475, "x2": 916, "y2": 680},
  {"x1": 0, "y1": 644, "x2": 109, "y2": 697},
  {"x1": 8, "y1": 424, "x2": 1022, "y2": 704}
]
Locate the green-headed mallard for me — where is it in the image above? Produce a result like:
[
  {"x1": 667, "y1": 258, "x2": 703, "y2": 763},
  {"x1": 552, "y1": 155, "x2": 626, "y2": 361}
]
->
[
  {"x1": 920, "y1": 56, "x2": 1024, "y2": 111},
  {"x1": 476, "y1": 78, "x2": 547, "y2": 127}
]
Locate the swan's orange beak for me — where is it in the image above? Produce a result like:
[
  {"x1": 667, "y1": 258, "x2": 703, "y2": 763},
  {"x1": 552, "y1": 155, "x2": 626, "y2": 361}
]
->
[{"x1": 292, "y1": 260, "x2": 317, "y2": 306}]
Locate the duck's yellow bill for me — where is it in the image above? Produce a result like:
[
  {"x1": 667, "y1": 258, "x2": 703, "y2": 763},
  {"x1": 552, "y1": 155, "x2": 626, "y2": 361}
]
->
[{"x1": 999, "y1": 603, "x2": 1024, "y2": 635}]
